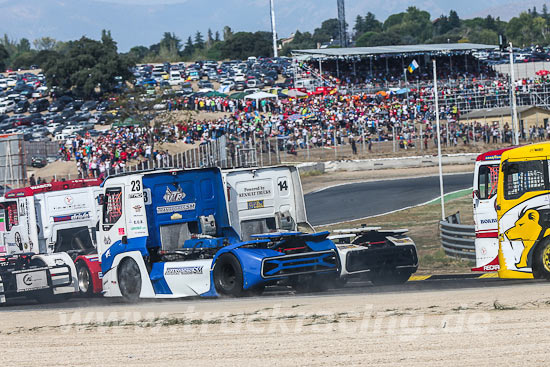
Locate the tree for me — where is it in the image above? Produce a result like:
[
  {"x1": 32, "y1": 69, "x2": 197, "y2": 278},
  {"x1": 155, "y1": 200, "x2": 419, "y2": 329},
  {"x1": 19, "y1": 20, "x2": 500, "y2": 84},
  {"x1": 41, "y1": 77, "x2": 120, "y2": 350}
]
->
[
  {"x1": 158, "y1": 32, "x2": 181, "y2": 60},
  {"x1": 183, "y1": 36, "x2": 194, "y2": 56},
  {"x1": 354, "y1": 15, "x2": 365, "y2": 37},
  {"x1": 355, "y1": 31, "x2": 401, "y2": 46},
  {"x1": 544, "y1": 4, "x2": 549, "y2": 22},
  {"x1": 220, "y1": 32, "x2": 272, "y2": 59},
  {"x1": 207, "y1": 28, "x2": 214, "y2": 46},
  {"x1": 128, "y1": 45, "x2": 149, "y2": 62},
  {"x1": 384, "y1": 12, "x2": 405, "y2": 30},
  {"x1": 194, "y1": 31, "x2": 205, "y2": 49},
  {"x1": 281, "y1": 30, "x2": 315, "y2": 55},
  {"x1": 17, "y1": 38, "x2": 31, "y2": 53},
  {"x1": 448, "y1": 10, "x2": 460, "y2": 29},
  {"x1": 223, "y1": 26, "x2": 233, "y2": 40},
  {"x1": 42, "y1": 34, "x2": 132, "y2": 98},
  {"x1": 101, "y1": 29, "x2": 117, "y2": 52},
  {"x1": 33, "y1": 37, "x2": 57, "y2": 51},
  {"x1": 469, "y1": 29, "x2": 498, "y2": 44},
  {"x1": 215, "y1": 31, "x2": 221, "y2": 42},
  {"x1": 313, "y1": 18, "x2": 341, "y2": 44},
  {"x1": 364, "y1": 12, "x2": 383, "y2": 33},
  {"x1": 0, "y1": 44, "x2": 8, "y2": 71}
]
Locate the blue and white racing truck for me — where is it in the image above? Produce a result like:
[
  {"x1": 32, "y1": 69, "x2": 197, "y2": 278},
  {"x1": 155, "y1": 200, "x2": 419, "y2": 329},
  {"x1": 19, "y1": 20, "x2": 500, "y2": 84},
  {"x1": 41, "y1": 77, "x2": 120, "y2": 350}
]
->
[{"x1": 97, "y1": 168, "x2": 339, "y2": 300}]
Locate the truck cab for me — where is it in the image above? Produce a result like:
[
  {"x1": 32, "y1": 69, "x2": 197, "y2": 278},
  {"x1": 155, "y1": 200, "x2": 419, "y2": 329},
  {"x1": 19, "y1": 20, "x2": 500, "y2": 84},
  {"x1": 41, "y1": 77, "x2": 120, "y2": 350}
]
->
[
  {"x1": 98, "y1": 168, "x2": 339, "y2": 300},
  {"x1": 471, "y1": 148, "x2": 514, "y2": 272},
  {"x1": 0, "y1": 179, "x2": 101, "y2": 302},
  {"x1": 497, "y1": 142, "x2": 550, "y2": 279},
  {"x1": 223, "y1": 166, "x2": 312, "y2": 241}
]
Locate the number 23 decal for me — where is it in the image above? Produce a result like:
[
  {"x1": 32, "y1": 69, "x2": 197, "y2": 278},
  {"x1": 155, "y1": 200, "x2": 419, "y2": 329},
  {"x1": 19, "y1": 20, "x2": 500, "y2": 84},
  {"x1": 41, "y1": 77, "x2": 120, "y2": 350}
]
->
[{"x1": 131, "y1": 180, "x2": 141, "y2": 192}]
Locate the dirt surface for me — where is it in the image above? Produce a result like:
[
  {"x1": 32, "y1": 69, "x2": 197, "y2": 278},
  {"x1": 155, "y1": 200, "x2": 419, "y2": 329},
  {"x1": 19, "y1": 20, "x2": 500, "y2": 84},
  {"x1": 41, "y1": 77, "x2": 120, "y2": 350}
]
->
[
  {"x1": 1, "y1": 281, "x2": 548, "y2": 366},
  {"x1": 301, "y1": 164, "x2": 473, "y2": 194}
]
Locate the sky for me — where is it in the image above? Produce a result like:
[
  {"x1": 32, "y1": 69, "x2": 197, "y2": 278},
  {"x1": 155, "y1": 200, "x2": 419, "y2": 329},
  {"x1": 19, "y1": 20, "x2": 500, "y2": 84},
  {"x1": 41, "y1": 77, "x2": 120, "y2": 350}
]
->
[{"x1": 0, "y1": 0, "x2": 547, "y2": 51}]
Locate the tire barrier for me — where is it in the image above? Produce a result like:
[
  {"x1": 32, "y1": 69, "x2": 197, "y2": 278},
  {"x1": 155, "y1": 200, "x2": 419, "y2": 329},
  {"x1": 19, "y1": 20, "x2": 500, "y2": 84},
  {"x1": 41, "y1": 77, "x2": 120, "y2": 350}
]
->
[{"x1": 440, "y1": 212, "x2": 476, "y2": 260}]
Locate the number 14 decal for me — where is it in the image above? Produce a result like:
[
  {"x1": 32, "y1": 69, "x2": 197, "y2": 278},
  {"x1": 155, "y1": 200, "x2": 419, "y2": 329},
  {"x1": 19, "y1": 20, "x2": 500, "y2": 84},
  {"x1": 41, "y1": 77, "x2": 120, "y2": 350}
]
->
[{"x1": 278, "y1": 179, "x2": 288, "y2": 191}]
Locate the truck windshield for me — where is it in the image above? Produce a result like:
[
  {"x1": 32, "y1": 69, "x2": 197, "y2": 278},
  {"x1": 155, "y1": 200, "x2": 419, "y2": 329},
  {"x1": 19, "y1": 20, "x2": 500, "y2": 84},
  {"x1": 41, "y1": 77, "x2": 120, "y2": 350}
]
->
[
  {"x1": 478, "y1": 164, "x2": 500, "y2": 200},
  {"x1": 103, "y1": 188, "x2": 123, "y2": 225},
  {"x1": 0, "y1": 202, "x2": 19, "y2": 230},
  {"x1": 503, "y1": 160, "x2": 547, "y2": 200}
]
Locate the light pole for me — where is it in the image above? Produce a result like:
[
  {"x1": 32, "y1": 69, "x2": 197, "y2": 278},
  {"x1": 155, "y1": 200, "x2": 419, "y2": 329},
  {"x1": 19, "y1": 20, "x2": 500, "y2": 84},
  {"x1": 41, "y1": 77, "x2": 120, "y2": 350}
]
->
[
  {"x1": 509, "y1": 42, "x2": 519, "y2": 145},
  {"x1": 270, "y1": 0, "x2": 278, "y2": 58},
  {"x1": 433, "y1": 59, "x2": 445, "y2": 220}
]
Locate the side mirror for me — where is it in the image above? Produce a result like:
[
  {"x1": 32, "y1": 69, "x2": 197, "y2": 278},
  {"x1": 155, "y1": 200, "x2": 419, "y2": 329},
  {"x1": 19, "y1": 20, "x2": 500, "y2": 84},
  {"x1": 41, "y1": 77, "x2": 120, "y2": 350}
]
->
[
  {"x1": 121, "y1": 235, "x2": 128, "y2": 245},
  {"x1": 97, "y1": 194, "x2": 105, "y2": 205}
]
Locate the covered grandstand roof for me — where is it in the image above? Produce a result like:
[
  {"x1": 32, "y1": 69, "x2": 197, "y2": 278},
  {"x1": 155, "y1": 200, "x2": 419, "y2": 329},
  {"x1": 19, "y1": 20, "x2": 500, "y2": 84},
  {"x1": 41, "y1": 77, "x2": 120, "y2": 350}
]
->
[{"x1": 292, "y1": 43, "x2": 497, "y2": 58}]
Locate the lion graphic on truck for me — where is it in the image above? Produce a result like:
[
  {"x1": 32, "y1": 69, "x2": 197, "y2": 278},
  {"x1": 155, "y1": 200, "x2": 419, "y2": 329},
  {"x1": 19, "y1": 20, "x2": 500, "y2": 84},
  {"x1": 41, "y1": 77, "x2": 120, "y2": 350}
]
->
[{"x1": 505, "y1": 206, "x2": 550, "y2": 269}]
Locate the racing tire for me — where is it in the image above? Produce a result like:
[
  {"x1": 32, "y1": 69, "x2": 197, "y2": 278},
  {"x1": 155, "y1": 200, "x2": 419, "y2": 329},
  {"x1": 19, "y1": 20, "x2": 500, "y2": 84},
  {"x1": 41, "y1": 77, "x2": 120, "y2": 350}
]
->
[
  {"x1": 533, "y1": 238, "x2": 550, "y2": 280},
  {"x1": 213, "y1": 254, "x2": 244, "y2": 297},
  {"x1": 370, "y1": 269, "x2": 412, "y2": 286},
  {"x1": 117, "y1": 258, "x2": 142, "y2": 302},
  {"x1": 76, "y1": 261, "x2": 93, "y2": 296}
]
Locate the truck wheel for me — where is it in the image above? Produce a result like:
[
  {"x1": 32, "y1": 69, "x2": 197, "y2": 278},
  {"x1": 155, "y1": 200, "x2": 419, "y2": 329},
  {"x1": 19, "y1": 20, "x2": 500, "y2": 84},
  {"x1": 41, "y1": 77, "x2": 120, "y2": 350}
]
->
[
  {"x1": 213, "y1": 254, "x2": 244, "y2": 297},
  {"x1": 117, "y1": 258, "x2": 142, "y2": 302},
  {"x1": 76, "y1": 261, "x2": 93, "y2": 296},
  {"x1": 533, "y1": 239, "x2": 550, "y2": 279},
  {"x1": 370, "y1": 269, "x2": 412, "y2": 286}
]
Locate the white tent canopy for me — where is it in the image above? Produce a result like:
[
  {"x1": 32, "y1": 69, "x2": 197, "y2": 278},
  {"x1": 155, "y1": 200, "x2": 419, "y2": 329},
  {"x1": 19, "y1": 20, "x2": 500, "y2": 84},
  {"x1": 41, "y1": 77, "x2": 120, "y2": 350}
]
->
[
  {"x1": 244, "y1": 91, "x2": 278, "y2": 100},
  {"x1": 285, "y1": 90, "x2": 307, "y2": 97}
]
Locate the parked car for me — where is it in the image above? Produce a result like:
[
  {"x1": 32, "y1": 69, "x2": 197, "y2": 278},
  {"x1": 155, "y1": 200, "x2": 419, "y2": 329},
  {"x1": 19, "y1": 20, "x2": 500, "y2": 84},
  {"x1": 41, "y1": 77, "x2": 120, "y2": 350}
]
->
[
  {"x1": 48, "y1": 100, "x2": 65, "y2": 112},
  {"x1": 14, "y1": 100, "x2": 29, "y2": 113},
  {"x1": 81, "y1": 100, "x2": 98, "y2": 111},
  {"x1": 0, "y1": 100, "x2": 16, "y2": 113},
  {"x1": 28, "y1": 99, "x2": 50, "y2": 113}
]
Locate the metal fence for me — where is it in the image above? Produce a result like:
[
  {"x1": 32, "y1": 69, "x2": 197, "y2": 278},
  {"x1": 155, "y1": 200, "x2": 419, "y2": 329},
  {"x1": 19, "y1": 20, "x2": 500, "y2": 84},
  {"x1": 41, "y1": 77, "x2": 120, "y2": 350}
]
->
[
  {"x1": 440, "y1": 212, "x2": 475, "y2": 260},
  {"x1": 25, "y1": 140, "x2": 60, "y2": 165}
]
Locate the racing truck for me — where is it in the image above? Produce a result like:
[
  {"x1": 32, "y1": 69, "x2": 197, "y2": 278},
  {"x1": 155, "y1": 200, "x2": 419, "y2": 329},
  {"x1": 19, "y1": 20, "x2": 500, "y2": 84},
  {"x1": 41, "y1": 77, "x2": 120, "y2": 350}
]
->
[
  {"x1": 97, "y1": 168, "x2": 339, "y2": 300},
  {"x1": 496, "y1": 142, "x2": 550, "y2": 279},
  {"x1": 0, "y1": 179, "x2": 101, "y2": 302},
  {"x1": 471, "y1": 148, "x2": 514, "y2": 272},
  {"x1": 222, "y1": 165, "x2": 418, "y2": 286}
]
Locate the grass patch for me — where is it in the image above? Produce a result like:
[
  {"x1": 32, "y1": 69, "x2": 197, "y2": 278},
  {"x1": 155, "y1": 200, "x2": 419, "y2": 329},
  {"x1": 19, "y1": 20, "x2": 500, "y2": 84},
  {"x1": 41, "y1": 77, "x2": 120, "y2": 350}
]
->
[
  {"x1": 299, "y1": 169, "x2": 324, "y2": 178},
  {"x1": 319, "y1": 193, "x2": 475, "y2": 273}
]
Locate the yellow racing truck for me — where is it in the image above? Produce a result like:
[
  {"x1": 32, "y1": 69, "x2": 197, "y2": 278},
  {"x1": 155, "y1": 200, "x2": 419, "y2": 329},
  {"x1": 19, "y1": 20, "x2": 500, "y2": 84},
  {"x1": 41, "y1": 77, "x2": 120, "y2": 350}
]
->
[{"x1": 497, "y1": 142, "x2": 550, "y2": 279}]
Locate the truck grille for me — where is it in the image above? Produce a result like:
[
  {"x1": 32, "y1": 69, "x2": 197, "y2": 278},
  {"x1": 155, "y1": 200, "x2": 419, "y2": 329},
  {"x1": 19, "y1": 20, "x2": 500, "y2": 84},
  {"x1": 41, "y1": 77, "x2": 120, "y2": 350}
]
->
[
  {"x1": 261, "y1": 250, "x2": 338, "y2": 278},
  {"x1": 346, "y1": 245, "x2": 418, "y2": 273}
]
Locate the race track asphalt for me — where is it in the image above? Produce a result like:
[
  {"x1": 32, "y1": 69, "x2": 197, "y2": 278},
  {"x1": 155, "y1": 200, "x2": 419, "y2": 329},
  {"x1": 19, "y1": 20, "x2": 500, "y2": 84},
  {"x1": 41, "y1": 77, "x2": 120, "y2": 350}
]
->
[{"x1": 305, "y1": 173, "x2": 474, "y2": 226}]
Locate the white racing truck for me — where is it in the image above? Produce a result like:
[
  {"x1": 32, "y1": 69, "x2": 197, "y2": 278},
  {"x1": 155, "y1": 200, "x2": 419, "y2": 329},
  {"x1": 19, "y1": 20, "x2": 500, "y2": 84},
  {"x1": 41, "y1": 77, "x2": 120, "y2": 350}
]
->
[
  {"x1": 0, "y1": 179, "x2": 102, "y2": 302},
  {"x1": 223, "y1": 166, "x2": 419, "y2": 286},
  {"x1": 471, "y1": 148, "x2": 514, "y2": 272}
]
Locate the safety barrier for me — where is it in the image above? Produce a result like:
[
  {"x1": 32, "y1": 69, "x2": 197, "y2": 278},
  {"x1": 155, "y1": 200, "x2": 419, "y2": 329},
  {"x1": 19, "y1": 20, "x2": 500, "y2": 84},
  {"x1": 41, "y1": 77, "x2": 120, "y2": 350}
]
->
[{"x1": 440, "y1": 212, "x2": 476, "y2": 260}]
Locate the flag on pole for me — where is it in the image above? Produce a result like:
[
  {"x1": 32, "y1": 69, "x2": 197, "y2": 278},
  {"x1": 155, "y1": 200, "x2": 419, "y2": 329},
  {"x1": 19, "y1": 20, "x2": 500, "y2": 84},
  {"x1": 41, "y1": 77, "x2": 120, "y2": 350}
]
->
[{"x1": 407, "y1": 60, "x2": 419, "y2": 73}]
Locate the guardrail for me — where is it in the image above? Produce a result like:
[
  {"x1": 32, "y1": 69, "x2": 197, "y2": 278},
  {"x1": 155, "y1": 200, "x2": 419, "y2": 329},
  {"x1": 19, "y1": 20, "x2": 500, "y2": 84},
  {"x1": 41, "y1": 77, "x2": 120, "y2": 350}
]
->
[{"x1": 439, "y1": 213, "x2": 475, "y2": 260}]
